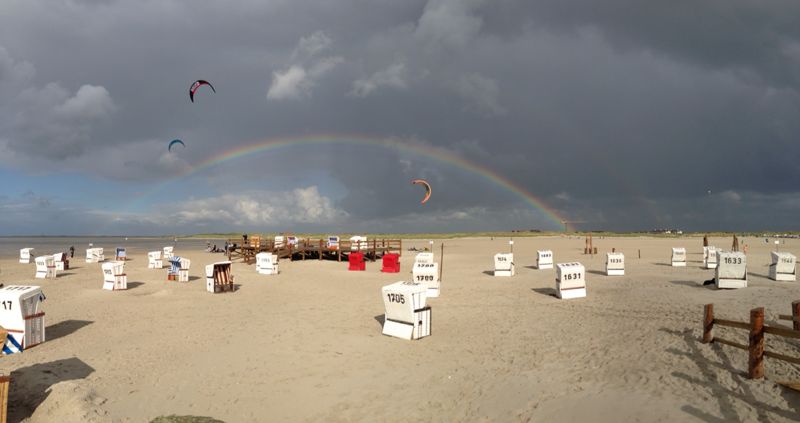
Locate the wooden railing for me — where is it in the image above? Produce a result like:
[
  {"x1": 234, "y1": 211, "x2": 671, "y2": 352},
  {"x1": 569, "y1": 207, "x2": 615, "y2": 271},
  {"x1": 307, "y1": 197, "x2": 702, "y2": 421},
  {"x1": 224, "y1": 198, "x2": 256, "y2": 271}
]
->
[
  {"x1": 703, "y1": 301, "x2": 800, "y2": 379},
  {"x1": 225, "y1": 237, "x2": 403, "y2": 262}
]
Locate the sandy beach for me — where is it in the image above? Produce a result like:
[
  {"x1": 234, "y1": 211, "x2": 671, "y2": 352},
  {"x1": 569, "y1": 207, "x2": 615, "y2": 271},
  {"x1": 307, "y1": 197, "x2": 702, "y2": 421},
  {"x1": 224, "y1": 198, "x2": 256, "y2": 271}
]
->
[{"x1": 1, "y1": 236, "x2": 799, "y2": 422}]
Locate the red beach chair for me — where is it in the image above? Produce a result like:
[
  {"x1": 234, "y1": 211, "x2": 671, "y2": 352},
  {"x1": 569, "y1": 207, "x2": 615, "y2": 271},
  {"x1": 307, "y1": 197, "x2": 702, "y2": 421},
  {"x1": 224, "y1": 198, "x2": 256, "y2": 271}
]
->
[
  {"x1": 381, "y1": 253, "x2": 400, "y2": 273},
  {"x1": 348, "y1": 252, "x2": 365, "y2": 271}
]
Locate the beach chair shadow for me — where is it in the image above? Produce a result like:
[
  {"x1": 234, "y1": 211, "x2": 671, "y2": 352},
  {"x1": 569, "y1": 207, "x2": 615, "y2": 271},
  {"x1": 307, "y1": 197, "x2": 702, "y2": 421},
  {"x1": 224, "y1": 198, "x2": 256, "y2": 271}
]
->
[
  {"x1": 587, "y1": 270, "x2": 606, "y2": 276},
  {"x1": 126, "y1": 282, "x2": 145, "y2": 290},
  {"x1": 482, "y1": 270, "x2": 494, "y2": 276},
  {"x1": 654, "y1": 262, "x2": 673, "y2": 267},
  {"x1": 669, "y1": 280, "x2": 714, "y2": 289},
  {"x1": 46, "y1": 320, "x2": 93, "y2": 342},
  {"x1": 531, "y1": 287, "x2": 557, "y2": 298},
  {"x1": 374, "y1": 314, "x2": 385, "y2": 327},
  {"x1": 188, "y1": 276, "x2": 202, "y2": 282},
  {"x1": 56, "y1": 272, "x2": 76, "y2": 277},
  {"x1": 8, "y1": 357, "x2": 95, "y2": 422}
]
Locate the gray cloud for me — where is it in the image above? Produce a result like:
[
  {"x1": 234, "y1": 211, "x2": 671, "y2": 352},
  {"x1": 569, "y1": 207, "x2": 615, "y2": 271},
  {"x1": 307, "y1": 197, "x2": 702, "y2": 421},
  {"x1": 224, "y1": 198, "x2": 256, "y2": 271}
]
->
[
  {"x1": 415, "y1": 0, "x2": 486, "y2": 52},
  {"x1": 268, "y1": 31, "x2": 344, "y2": 100},
  {"x1": 167, "y1": 186, "x2": 348, "y2": 228},
  {"x1": 453, "y1": 73, "x2": 506, "y2": 116},
  {"x1": 350, "y1": 61, "x2": 408, "y2": 97}
]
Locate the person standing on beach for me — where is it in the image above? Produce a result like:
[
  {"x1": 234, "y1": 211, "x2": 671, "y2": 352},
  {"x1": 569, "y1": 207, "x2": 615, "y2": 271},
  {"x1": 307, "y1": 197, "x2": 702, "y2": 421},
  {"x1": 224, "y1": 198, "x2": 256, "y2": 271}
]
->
[{"x1": 69, "y1": 245, "x2": 75, "y2": 258}]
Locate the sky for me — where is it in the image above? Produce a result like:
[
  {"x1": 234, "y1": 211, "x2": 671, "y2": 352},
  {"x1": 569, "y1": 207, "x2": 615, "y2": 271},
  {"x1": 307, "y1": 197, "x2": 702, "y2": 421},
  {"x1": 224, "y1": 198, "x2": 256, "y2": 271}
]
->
[{"x1": 1, "y1": 0, "x2": 800, "y2": 235}]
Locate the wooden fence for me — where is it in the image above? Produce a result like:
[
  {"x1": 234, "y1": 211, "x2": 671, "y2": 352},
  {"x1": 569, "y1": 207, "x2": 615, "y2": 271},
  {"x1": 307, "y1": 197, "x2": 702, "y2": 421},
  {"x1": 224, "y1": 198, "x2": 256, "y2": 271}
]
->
[{"x1": 702, "y1": 301, "x2": 800, "y2": 379}]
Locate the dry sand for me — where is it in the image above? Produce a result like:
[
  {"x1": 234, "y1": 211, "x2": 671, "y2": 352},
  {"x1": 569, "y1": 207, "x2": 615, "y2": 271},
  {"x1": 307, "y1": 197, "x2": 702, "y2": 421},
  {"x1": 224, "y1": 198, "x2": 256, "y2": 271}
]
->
[{"x1": 1, "y1": 236, "x2": 799, "y2": 422}]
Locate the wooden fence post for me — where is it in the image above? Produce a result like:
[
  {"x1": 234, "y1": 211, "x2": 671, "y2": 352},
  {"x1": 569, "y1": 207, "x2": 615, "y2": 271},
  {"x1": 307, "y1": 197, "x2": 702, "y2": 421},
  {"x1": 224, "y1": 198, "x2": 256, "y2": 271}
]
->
[
  {"x1": 0, "y1": 374, "x2": 8, "y2": 423},
  {"x1": 748, "y1": 307, "x2": 765, "y2": 379},
  {"x1": 439, "y1": 243, "x2": 444, "y2": 282},
  {"x1": 792, "y1": 300, "x2": 800, "y2": 331},
  {"x1": 703, "y1": 304, "x2": 714, "y2": 343}
]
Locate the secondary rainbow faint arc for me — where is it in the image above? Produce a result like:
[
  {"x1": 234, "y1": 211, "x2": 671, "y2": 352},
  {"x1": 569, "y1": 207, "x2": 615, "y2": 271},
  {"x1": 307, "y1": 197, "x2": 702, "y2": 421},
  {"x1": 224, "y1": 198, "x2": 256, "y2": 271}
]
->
[{"x1": 144, "y1": 135, "x2": 566, "y2": 228}]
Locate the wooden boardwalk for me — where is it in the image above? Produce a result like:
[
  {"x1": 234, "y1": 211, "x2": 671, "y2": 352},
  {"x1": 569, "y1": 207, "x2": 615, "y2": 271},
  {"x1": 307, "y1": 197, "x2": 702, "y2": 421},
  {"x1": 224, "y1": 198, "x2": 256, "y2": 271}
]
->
[{"x1": 226, "y1": 237, "x2": 402, "y2": 264}]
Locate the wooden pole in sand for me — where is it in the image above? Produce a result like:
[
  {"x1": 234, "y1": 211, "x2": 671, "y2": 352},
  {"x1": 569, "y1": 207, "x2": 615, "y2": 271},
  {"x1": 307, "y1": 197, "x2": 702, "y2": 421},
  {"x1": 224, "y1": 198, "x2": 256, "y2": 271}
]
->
[
  {"x1": 703, "y1": 304, "x2": 714, "y2": 343},
  {"x1": 439, "y1": 243, "x2": 444, "y2": 282},
  {"x1": 792, "y1": 301, "x2": 800, "y2": 331},
  {"x1": 748, "y1": 307, "x2": 765, "y2": 379},
  {"x1": 0, "y1": 373, "x2": 8, "y2": 423}
]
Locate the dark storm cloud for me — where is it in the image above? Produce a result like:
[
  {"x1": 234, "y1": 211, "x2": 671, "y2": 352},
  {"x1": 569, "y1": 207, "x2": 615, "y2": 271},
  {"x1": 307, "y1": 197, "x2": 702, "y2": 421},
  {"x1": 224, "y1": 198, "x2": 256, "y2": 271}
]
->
[
  {"x1": 480, "y1": 0, "x2": 800, "y2": 85},
  {"x1": 1, "y1": 0, "x2": 799, "y2": 233}
]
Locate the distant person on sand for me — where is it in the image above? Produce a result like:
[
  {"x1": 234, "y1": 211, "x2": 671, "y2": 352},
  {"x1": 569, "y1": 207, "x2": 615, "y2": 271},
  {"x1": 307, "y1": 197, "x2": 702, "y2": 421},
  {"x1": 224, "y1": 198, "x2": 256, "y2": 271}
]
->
[
  {"x1": 69, "y1": 246, "x2": 75, "y2": 258},
  {"x1": 243, "y1": 234, "x2": 248, "y2": 244}
]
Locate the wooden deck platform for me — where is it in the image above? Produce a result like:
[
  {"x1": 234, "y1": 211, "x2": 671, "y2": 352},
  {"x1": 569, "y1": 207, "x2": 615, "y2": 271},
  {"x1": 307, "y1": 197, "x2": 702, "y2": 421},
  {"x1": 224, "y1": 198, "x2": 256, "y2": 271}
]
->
[{"x1": 226, "y1": 237, "x2": 402, "y2": 264}]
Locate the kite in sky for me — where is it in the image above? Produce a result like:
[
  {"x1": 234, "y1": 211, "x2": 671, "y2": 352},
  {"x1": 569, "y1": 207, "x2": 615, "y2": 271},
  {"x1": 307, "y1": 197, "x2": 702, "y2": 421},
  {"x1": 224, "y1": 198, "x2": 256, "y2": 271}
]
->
[
  {"x1": 189, "y1": 80, "x2": 215, "y2": 102},
  {"x1": 168, "y1": 139, "x2": 185, "y2": 152},
  {"x1": 411, "y1": 179, "x2": 432, "y2": 204}
]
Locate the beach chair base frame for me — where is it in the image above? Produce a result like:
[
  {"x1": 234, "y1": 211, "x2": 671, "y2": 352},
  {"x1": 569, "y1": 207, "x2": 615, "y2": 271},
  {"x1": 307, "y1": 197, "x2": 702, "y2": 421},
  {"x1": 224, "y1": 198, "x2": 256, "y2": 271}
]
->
[
  {"x1": 494, "y1": 268, "x2": 515, "y2": 277},
  {"x1": 769, "y1": 268, "x2": 796, "y2": 281},
  {"x1": 103, "y1": 275, "x2": 127, "y2": 291},
  {"x1": 207, "y1": 280, "x2": 235, "y2": 293},
  {"x1": 35, "y1": 269, "x2": 57, "y2": 279},
  {"x1": 382, "y1": 307, "x2": 431, "y2": 340},
  {"x1": 556, "y1": 287, "x2": 587, "y2": 300},
  {"x1": 2, "y1": 315, "x2": 45, "y2": 354},
  {"x1": 716, "y1": 278, "x2": 747, "y2": 289}
]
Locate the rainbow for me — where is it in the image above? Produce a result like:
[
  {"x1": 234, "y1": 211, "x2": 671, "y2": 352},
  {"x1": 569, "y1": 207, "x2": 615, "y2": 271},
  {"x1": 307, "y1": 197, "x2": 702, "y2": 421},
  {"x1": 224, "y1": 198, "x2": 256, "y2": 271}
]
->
[{"x1": 137, "y1": 134, "x2": 565, "y2": 228}]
